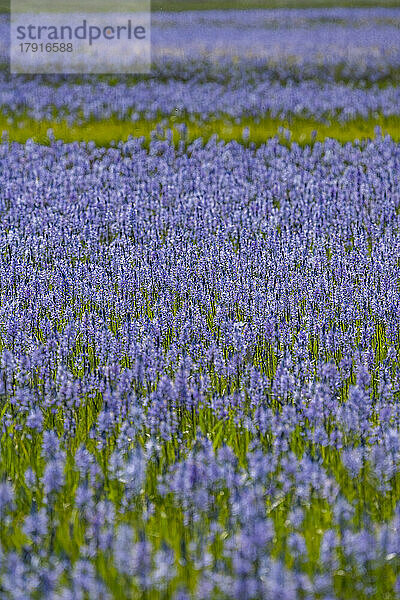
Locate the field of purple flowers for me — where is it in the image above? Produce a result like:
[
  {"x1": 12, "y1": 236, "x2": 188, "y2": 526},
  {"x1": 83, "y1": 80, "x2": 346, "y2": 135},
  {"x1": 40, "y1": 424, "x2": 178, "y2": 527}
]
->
[
  {"x1": 1, "y1": 7, "x2": 400, "y2": 600},
  {"x1": 1, "y1": 9, "x2": 400, "y2": 126}
]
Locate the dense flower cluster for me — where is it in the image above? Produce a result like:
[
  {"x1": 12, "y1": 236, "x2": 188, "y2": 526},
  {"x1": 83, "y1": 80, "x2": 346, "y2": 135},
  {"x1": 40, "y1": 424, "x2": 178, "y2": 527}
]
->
[
  {"x1": 1, "y1": 9, "x2": 400, "y2": 123},
  {"x1": 3, "y1": 9, "x2": 400, "y2": 80},
  {"x1": 0, "y1": 134, "x2": 400, "y2": 598},
  {"x1": 151, "y1": 8, "x2": 400, "y2": 84},
  {"x1": 2, "y1": 76, "x2": 400, "y2": 124}
]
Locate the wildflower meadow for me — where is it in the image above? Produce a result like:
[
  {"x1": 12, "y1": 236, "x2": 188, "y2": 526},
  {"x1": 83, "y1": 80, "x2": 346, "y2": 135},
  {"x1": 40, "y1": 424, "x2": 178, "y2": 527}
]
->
[{"x1": 0, "y1": 4, "x2": 400, "y2": 599}]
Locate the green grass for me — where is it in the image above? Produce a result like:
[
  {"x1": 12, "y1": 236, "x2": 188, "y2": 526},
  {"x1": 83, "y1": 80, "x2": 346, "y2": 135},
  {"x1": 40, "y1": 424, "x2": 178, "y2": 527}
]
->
[
  {"x1": 150, "y1": 0, "x2": 400, "y2": 9},
  {"x1": 1, "y1": 0, "x2": 399, "y2": 12},
  {"x1": 2, "y1": 113, "x2": 400, "y2": 147}
]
